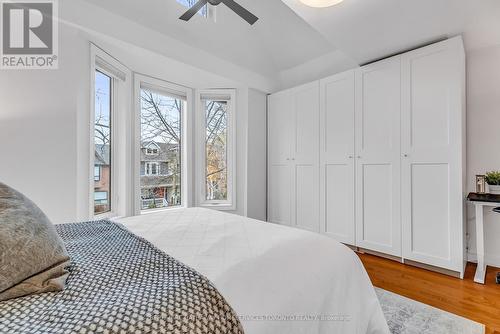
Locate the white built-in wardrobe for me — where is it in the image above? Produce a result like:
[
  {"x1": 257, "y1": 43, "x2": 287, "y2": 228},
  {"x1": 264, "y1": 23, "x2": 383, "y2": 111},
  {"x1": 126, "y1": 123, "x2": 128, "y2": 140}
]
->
[{"x1": 267, "y1": 37, "x2": 466, "y2": 277}]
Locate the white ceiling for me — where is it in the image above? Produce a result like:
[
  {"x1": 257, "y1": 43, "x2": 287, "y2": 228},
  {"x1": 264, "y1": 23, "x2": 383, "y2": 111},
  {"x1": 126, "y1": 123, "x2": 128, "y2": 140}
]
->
[
  {"x1": 81, "y1": 0, "x2": 335, "y2": 77},
  {"x1": 82, "y1": 0, "x2": 500, "y2": 89},
  {"x1": 281, "y1": 0, "x2": 500, "y2": 65}
]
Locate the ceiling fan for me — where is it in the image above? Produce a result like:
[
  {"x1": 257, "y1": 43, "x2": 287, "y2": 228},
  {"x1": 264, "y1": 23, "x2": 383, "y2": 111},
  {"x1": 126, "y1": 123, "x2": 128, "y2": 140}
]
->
[{"x1": 179, "y1": 0, "x2": 259, "y2": 25}]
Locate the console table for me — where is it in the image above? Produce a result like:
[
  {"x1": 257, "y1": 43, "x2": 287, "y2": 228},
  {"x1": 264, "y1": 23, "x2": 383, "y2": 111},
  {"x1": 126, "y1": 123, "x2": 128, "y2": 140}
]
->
[{"x1": 467, "y1": 192, "x2": 500, "y2": 284}]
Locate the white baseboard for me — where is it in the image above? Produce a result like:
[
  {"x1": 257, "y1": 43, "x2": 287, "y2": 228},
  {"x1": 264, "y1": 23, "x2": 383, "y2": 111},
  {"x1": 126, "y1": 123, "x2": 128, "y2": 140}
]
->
[{"x1": 467, "y1": 251, "x2": 500, "y2": 269}]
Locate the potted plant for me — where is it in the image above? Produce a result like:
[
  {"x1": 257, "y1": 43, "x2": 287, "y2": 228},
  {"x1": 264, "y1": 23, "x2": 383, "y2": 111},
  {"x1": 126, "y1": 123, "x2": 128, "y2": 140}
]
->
[{"x1": 485, "y1": 171, "x2": 500, "y2": 195}]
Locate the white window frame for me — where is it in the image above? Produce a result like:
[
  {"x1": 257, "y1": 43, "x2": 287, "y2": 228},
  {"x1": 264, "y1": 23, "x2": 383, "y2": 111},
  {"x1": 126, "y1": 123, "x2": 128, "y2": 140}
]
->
[
  {"x1": 196, "y1": 89, "x2": 236, "y2": 210},
  {"x1": 133, "y1": 74, "x2": 194, "y2": 215},
  {"x1": 90, "y1": 44, "x2": 132, "y2": 220},
  {"x1": 145, "y1": 162, "x2": 160, "y2": 176}
]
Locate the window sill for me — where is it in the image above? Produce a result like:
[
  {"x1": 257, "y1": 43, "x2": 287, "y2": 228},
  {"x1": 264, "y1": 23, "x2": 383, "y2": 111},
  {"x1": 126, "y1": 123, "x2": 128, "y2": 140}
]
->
[
  {"x1": 94, "y1": 212, "x2": 122, "y2": 221},
  {"x1": 140, "y1": 206, "x2": 185, "y2": 215},
  {"x1": 198, "y1": 203, "x2": 235, "y2": 211}
]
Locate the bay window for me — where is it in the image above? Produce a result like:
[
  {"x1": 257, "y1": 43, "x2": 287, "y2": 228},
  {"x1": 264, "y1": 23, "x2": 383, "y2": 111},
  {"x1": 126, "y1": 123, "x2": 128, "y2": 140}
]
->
[{"x1": 90, "y1": 48, "x2": 237, "y2": 217}]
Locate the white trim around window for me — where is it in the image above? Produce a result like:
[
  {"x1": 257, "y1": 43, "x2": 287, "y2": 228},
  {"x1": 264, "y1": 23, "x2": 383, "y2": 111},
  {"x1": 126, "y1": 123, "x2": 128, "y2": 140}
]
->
[
  {"x1": 145, "y1": 162, "x2": 160, "y2": 176},
  {"x1": 90, "y1": 44, "x2": 132, "y2": 220},
  {"x1": 195, "y1": 89, "x2": 236, "y2": 211},
  {"x1": 133, "y1": 74, "x2": 194, "y2": 215}
]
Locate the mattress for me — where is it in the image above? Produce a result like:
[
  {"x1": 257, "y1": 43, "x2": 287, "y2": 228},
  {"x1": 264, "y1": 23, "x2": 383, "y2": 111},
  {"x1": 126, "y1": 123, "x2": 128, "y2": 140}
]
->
[{"x1": 118, "y1": 207, "x2": 390, "y2": 334}]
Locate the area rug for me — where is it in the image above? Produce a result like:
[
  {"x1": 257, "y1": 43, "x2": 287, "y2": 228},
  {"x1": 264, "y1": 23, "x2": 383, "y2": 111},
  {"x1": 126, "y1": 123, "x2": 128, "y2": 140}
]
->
[{"x1": 376, "y1": 288, "x2": 485, "y2": 334}]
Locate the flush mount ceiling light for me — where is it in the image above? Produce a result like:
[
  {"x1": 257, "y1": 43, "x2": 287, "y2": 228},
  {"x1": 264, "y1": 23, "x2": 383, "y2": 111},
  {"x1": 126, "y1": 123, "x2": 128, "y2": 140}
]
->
[{"x1": 298, "y1": 0, "x2": 345, "y2": 7}]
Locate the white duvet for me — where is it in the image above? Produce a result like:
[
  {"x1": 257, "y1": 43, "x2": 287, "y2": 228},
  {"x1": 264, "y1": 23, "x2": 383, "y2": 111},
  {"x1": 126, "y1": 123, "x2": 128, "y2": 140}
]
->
[{"x1": 117, "y1": 208, "x2": 389, "y2": 334}]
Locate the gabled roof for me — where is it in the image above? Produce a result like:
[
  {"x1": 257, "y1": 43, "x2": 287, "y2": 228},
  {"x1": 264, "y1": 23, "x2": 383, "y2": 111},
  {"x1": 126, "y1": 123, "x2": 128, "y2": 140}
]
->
[
  {"x1": 141, "y1": 141, "x2": 179, "y2": 162},
  {"x1": 145, "y1": 141, "x2": 161, "y2": 150}
]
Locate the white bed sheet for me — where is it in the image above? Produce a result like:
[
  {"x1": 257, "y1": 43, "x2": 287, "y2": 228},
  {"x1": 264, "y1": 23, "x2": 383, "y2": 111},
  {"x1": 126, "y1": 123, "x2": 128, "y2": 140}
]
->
[{"x1": 117, "y1": 208, "x2": 389, "y2": 334}]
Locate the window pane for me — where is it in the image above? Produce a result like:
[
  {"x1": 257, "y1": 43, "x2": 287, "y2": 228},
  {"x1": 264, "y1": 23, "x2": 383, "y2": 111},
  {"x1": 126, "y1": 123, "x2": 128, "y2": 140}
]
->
[
  {"x1": 204, "y1": 99, "x2": 228, "y2": 201},
  {"x1": 94, "y1": 191, "x2": 108, "y2": 202},
  {"x1": 176, "y1": 0, "x2": 207, "y2": 17},
  {"x1": 94, "y1": 71, "x2": 111, "y2": 214},
  {"x1": 94, "y1": 165, "x2": 100, "y2": 181},
  {"x1": 140, "y1": 89, "x2": 182, "y2": 210}
]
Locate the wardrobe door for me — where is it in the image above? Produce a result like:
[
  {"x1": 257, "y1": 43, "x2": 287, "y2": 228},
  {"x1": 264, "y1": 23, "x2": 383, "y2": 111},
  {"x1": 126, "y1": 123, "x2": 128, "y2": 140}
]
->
[
  {"x1": 291, "y1": 82, "x2": 320, "y2": 232},
  {"x1": 320, "y1": 71, "x2": 356, "y2": 245},
  {"x1": 401, "y1": 37, "x2": 465, "y2": 272},
  {"x1": 268, "y1": 90, "x2": 293, "y2": 226},
  {"x1": 355, "y1": 56, "x2": 402, "y2": 256}
]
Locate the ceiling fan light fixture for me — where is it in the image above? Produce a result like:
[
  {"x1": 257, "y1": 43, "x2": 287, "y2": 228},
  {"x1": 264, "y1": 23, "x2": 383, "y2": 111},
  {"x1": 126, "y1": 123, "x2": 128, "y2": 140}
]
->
[
  {"x1": 298, "y1": 0, "x2": 345, "y2": 8},
  {"x1": 179, "y1": 0, "x2": 258, "y2": 25}
]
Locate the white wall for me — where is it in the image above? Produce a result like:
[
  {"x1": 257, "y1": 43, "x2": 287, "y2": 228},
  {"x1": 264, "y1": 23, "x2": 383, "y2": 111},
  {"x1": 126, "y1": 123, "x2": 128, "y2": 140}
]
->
[
  {"x1": 277, "y1": 50, "x2": 358, "y2": 91},
  {"x1": 466, "y1": 45, "x2": 500, "y2": 267},
  {"x1": 232, "y1": 88, "x2": 249, "y2": 217},
  {"x1": 0, "y1": 25, "x2": 89, "y2": 224},
  {"x1": 246, "y1": 89, "x2": 268, "y2": 221}
]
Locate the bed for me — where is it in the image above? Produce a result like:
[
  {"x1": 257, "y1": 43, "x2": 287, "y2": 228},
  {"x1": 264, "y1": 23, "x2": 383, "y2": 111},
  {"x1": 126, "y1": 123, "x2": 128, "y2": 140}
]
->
[{"x1": 117, "y1": 207, "x2": 390, "y2": 334}]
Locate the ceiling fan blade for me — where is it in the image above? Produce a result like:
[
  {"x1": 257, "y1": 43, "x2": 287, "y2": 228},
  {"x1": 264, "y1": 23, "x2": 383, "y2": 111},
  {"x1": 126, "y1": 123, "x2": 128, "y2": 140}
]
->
[
  {"x1": 179, "y1": 0, "x2": 208, "y2": 21},
  {"x1": 220, "y1": 0, "x2": 258, "y2": 25}
]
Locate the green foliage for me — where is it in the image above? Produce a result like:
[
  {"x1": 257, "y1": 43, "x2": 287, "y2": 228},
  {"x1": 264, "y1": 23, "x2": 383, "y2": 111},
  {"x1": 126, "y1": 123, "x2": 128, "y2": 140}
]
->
[{"x1": 485, "y1": 171, "x2": 500, "y2": 185}]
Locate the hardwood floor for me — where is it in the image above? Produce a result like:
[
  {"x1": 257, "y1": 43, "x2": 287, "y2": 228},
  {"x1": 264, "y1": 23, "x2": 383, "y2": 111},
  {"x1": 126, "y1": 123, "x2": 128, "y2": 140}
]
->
[{"x1": 358, "y1": 253, "x2": 500, "y2": 334}]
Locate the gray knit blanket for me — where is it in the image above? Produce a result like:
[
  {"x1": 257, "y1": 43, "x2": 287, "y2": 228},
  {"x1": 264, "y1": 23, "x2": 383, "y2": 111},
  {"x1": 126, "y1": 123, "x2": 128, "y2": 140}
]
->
[{"x1": 0, "y1": 220, "x2": 244, "y2": 334}]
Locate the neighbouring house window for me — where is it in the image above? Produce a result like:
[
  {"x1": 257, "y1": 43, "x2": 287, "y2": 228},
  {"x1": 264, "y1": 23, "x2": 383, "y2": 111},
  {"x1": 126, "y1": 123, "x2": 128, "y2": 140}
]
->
[
  {"x1": 140, "y1": 87, "x2": 183, "y2": 211},
  {"x1": 198, "y1": 90, "x2": 235, "y2": 209},
  {"x1": 145, "y1": 162, "x2": 160, "y2": 176},
  {"x1": 94, "y1": 191, "x2": 108, "y2": 205},
  {"x1": 145, "y1": 142, "x2": 160, "y2": 155},
  {"x1": 94, "y1": 70, "x2": 112, "y2": 215},
  {"x1": 146, "y1": 148, "x2": 158, "y2": 155},
  {"x1": 94, "y1": 165, "x2": 101, "y2": 181}
]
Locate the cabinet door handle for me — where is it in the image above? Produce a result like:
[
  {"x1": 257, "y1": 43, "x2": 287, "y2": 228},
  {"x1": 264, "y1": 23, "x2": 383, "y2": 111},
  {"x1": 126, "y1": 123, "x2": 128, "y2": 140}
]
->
[
  {"x1": 403, "y1": 154, "x2": 409, "y2": 158},
  {"x1": 348, "y1": 155, "x2": 354, "y2": 159},
  {"x1": 357, "y1": 156, "x2": 362, "y2": 159}
]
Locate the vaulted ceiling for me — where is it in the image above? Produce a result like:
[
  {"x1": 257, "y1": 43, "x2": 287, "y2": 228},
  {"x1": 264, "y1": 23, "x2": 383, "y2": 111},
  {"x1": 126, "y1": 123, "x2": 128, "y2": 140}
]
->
[
  {"x1": 281, "y1": 0, "x2": 500, "y2": 64},
  {"x1": 81, "y1": 0, "x2": 335, "y2": 77},
  {"x1": 81, "y1": 0, "x2": 500, "y2": 89}
]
